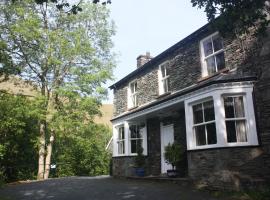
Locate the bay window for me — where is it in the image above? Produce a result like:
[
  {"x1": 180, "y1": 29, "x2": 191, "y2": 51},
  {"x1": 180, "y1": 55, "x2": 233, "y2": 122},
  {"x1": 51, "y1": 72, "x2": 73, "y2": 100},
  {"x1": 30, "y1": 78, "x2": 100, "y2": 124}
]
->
[{"x1": 185, "y1": 85, "x2": 258, "y2": 150}]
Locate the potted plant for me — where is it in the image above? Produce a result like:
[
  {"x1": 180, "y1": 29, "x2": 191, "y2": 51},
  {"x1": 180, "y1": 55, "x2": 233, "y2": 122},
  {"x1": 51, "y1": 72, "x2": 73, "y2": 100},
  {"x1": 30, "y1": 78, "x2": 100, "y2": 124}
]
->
[
  {"x1": 164, "y1": 142, "x2": 183, "y2": 177},
  {"x1": 134, "y1": 140, "x2": 145, "y2": 177}
]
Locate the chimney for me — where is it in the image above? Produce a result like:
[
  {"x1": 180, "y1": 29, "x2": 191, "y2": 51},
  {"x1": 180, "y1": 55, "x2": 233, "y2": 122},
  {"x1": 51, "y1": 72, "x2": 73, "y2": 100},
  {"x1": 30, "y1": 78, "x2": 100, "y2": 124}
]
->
[{"x1": 136, "y1": 51, "x2": 152, "y2": 68}]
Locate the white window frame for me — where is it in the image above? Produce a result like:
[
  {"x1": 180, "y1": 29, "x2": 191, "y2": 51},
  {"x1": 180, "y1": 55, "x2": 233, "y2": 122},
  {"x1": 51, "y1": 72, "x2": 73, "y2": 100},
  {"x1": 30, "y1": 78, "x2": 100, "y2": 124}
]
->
[
  {"x1": 185, "y1": 86, "x2": 258, "y2": 150},
  {"x1": 158, "y1": 62, "x2": 170, "y2": 95},
  {"x1": 128, "y1": 81, "x2": 138, "y2": 108},
  {"x1": 129, "y1": 124, "x2": 143, "y2": 155},
  {"x1": 200, "y1": 32, "x2": 225, "y2": 77},
  {"x1": 117, "y1": 126, "x2": 125, "y2": 155},
  {"x1": 223, "y1": 95, "x2": 248, "y2": 144},
  {"x1": 191, "y1": 98, "x2": 217, "y2": 147},
  {"x1": 113, "y1": 121, "x2": 147, "y2": 157}
]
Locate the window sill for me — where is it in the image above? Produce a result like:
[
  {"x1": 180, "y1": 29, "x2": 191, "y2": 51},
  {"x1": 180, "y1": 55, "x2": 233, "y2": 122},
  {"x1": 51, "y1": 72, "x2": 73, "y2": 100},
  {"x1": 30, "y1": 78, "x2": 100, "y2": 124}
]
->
[
  {"x1": 127, "y1": 106, "x2": 138, "y2": 111},
  {"x1": 157, "y1": 92, "x2": 171, "y2": 99},
  {"x1": 198, "y1": 68, "x2": 229, "y2": 83},
  {"x1": 113, "y1": 153, "x2": 148, "y2": 158},
  {"x1": 187, "y1": 142, "x2": 259, "y2": 151}
]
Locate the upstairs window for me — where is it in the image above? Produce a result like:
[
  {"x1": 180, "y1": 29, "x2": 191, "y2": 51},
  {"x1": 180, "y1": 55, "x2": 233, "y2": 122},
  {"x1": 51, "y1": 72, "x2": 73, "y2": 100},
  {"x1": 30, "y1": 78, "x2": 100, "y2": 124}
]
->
[
  {"x1": 224, "y1": 96, "x2": 247, "y2": 143},
  {"x1": 128, "y1": 81, "x2": 138, "y2": 108},
  {"x1": 117, "y1": 126, "x2": 125, "y2": 155},
  {"x1": 158, "y1": 62, "x2": 170, "y2": 95},
  {"x1": 192, "y1": 99, "x2": 217, "y2": 146},
  {"x1": 200, "y1": 33, "x2": 225, "y2": 77}
]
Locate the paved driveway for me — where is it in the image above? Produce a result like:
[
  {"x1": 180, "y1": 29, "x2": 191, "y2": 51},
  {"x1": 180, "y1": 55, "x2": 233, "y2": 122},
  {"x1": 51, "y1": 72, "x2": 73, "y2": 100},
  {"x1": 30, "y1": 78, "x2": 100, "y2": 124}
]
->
[{"x1": 0, "y1": 176, "x2": 220, "y2": 200}]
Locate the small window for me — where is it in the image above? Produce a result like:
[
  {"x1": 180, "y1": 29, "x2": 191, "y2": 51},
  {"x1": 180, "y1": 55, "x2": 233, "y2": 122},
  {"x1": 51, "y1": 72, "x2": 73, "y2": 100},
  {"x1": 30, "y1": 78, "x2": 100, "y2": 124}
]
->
[
  {"x1": 192, "y1": 100, "x2": 217, "y2": 146},
  {"x1": 117, "y1": 126, "x2": 125, "y2": 155},
  {"x1": 224, "y1": 96, "x2": 247, "y2": 143},
  {"x1": 200, "y1": 33, "x2": 225, "y2": 77},
  {"x1": 128, "y1": 81, "x2": 137, "y2": 108},
  {"x1": 158, "y1": 63, "x2": 169, "y2": 95},
  {"x1": 129, "y1": 124, "x2": 143, "y2": 154}
]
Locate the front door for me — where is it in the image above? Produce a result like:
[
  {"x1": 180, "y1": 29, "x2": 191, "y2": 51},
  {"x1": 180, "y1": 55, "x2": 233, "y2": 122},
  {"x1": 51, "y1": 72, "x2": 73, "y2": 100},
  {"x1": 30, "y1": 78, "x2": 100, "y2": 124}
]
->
[{"x1": 160, "y1": 124, "x2": 174, "y2": 174}]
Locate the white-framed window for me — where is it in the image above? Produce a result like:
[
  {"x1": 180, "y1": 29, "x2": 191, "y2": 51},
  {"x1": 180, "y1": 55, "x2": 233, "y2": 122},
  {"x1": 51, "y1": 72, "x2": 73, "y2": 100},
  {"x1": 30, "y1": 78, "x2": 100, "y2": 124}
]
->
[
  {"x1": 158, "y1": 62, "x2": 169, "y2": 95},
  {"x1": 192, "y1": 99, "x2": 217, "y2": 146},
  {"x1": 128, "y1": 81, "x2": 138, "y2": 108},
  {"x1": 129, "y1": 124, "x2": 143, "y2": 154},
  {"x1": 200, "y1": 32, "x2": 225, "y2": 77},
  {"x1": 185, "y1": 85, "x2": 258, "y2": 150},
  {"x1": 117, "y1": 126, "x2": 125, "y2": 155},
  {"x1": 223, "y1": 96, "x2": 247, "y2": 143},
  {"x1": 113, "y1": 121, "x2": 147, "y2": 157}
]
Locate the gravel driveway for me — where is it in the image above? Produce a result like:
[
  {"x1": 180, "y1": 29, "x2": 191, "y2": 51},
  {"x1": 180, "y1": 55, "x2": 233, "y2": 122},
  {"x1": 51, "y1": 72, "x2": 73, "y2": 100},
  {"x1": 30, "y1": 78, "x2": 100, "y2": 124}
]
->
[{"x1": 0, "y1": 176, "x2": 220, "y2": 200}]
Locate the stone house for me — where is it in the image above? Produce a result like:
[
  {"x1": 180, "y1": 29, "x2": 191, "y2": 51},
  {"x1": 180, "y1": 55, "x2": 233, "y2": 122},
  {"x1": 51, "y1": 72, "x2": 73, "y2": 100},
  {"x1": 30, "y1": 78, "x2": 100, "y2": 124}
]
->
[{"x1": 109, "y1": 22, "x2": 270, "y2": 190}]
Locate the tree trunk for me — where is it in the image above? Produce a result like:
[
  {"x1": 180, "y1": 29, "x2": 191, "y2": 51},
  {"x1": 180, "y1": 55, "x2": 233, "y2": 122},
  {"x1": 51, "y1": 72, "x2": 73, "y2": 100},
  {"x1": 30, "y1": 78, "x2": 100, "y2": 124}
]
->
[
  {"x1": 44, "y1": 134, "x2": 54, "y2": 179},
  {"x1": 37, "y1": 122, "x2": 46, "y2": 180}
]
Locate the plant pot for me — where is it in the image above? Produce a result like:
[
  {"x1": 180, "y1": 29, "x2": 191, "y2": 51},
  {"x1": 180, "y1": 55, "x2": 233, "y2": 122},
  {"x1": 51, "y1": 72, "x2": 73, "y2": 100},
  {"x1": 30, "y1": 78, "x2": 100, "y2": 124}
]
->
[
  {"x1": 135, "y1": 168, "x2": 145, "y2": 177},
  {"x1": 167, "y1": 169, "x2": 179, "y2": 178}
]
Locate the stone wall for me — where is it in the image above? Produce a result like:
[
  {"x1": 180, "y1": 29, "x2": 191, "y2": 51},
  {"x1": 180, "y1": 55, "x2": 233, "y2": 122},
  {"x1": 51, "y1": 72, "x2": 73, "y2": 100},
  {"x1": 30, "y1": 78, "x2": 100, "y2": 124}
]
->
[{"x1": 188, "y1": 147, "x2": 269, "y2": 190}]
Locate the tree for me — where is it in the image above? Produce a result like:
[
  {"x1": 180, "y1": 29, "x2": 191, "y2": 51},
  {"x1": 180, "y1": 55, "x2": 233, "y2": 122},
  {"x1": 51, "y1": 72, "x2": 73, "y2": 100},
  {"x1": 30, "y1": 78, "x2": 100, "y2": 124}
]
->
[
  {"x1": 191, "y1": 0, "x2": 270, "y2": 35},
  {"x1": 0, "y1": 0, "x2": 115, "y2": 180},
  {"x1": 0, "y1": 92, "x2": 39, "y2": 183}
]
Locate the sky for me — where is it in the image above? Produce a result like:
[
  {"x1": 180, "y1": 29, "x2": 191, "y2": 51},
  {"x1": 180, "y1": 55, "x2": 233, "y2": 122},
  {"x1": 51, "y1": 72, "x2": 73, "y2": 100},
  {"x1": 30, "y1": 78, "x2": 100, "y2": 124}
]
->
[{"x1": 103, "y1": 0, "x2": 208, "y2": 103}]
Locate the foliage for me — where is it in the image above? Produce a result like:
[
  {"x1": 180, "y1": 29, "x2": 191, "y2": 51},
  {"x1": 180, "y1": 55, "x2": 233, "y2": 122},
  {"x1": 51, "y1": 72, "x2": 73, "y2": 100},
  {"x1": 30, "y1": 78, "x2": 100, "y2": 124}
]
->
[
  {"x1": 0, "y1": 92, "x2": 39, "y2": 183},
  {"x1": 164, "y1": 142, "x2": 183, "y2": 170},
  {"x1": 191, "y1": 0, "x2": 270, "y2": 35},
  {"x1": 53, "y1": 124, "x2": 111, "y2": 177},
  {"x1": 0, "y1": 0, "x2": 115, "y2": 179}
]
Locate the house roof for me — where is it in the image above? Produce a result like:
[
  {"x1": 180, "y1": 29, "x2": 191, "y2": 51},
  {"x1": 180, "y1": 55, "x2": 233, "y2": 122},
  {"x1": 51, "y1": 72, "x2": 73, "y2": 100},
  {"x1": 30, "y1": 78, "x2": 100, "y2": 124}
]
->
[
  {"x1": 109, "y1": 22, "x2": 212, "y2": 89},
  {"x1": 111, "y1": 70, "x2": 257, "y2": 122}
]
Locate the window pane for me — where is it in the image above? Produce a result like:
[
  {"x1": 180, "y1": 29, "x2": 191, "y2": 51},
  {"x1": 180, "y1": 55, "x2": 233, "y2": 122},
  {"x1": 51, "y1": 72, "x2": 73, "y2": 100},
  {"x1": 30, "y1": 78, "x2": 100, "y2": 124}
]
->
[
  {"x1": 193, "y1": 103, "x2": 203, "y2": 124},
  {"x1": 130, "y1": 125, "x2": 137, "y2": 138},
  {"x1": 118, "y1": 141, "x2": 125, "y2": 154},
  {"x1": 132, "y1": 95, "x2": 137, "y2": 106},
  {"x1": 206, "y1": 56, "x2": 216, "y2": 75},
  {"x1": 216, "y1": 52, "x2": 225, "y2": 71},
  {"x1": 226, "y1": 121, "x2": 237, "y2": 143},
  {"x1": 236, "y1": 120, "x2": 247, "y2": 142},
  {"x1": 134, "y1": 82, "x2": 137, "y2": 92},
  {"x1": 203, "y1": 38, "x2": 213, "y2": 56},
  {"x1": 213, "y1": 35, "x2": 223, "y2": 52},
  {"x1": 161, "y1": 65, "x2": 166, "y2": 77},
  {"x1": 206, "y1": 123, "x2": 217, "y2": 144},
  {"x1": 234, "y1": 97, "x2": 245, "y2": 118},
  {"x1": 163, "y1": 78, "x2": 168, "y2": 93},
  {"x1": 224, "y1": 97, "x2": 235, "y2": 118},
  {"x1": 195, "y1": 125, "x2": 206, "y2": 146},
  {"x1": 118, "y1": 127, "x2": 124, "y2": 139},
  {"x1": 131, "y1": 140, "x2": 137, "y2": 154},
  {"x1": 203, "y1": 100, "x2": 215, "y2": 122}
]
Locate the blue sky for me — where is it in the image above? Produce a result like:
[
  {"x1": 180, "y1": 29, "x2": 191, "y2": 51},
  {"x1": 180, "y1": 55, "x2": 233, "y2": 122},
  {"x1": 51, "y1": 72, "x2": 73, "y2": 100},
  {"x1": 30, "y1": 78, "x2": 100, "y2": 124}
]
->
[{"x1": 104, "y1": 0, "x2": 208, "y2": 103}]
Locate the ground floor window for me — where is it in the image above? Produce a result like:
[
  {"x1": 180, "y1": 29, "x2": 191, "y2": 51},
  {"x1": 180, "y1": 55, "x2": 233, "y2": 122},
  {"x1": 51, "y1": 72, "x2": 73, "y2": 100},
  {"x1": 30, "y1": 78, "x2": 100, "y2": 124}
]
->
[
  {"x1": 113, "y1": 122, "x2": 147, "y2": 157},
  {"x1": 224, "y1": 96, "x2": 247, "y2": 143},
  {"x1": 129, "y1": 124, "x2": 143, "y2": 154},
  {"x1": 185, "y1": 84, "x2": 258, "y2": 150},
  {"x1": 192, "y1": 99, "x2": 217, "y2": 146}
]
